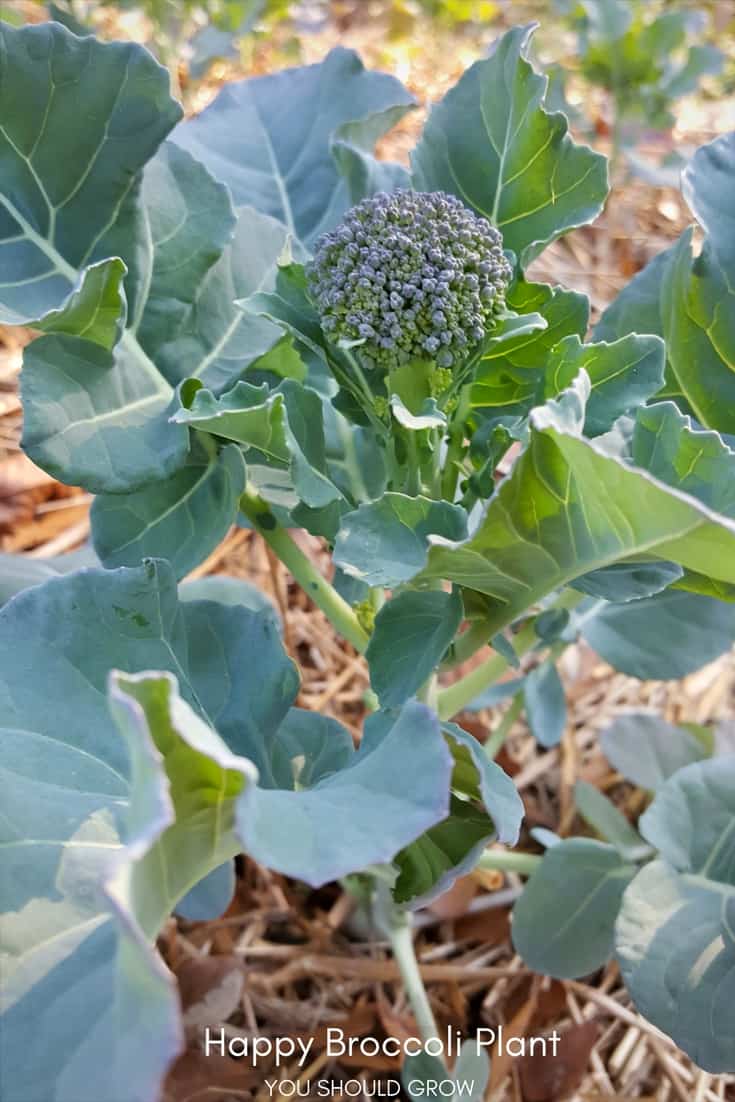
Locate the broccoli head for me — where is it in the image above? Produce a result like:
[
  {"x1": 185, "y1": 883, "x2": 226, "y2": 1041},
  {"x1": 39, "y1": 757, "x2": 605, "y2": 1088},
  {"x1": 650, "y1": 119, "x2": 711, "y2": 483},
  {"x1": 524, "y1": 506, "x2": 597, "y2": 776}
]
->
[{"x1": 307, "y1": 189, "x2": 512, "y2": 372}]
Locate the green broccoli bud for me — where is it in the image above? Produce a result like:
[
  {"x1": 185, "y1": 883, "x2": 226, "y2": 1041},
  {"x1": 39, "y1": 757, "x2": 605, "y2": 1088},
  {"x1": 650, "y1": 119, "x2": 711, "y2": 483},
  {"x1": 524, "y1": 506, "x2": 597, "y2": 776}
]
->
[
  {"x1": 307, "y1": 189, "x2": 512, "y2": 372},
  {"x1": 354, "y1": 599, "x2": 376, "y2": 633},
  {"x1": 429, "y1": 366, "x2": 454, "y2": 398}
]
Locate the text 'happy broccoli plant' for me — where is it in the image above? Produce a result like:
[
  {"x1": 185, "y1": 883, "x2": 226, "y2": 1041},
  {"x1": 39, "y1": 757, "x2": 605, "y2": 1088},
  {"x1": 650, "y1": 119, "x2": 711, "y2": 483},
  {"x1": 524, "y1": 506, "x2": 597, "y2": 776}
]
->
[{"x1": 1, "y1": 15, "x2": 734, "y2": 1101}]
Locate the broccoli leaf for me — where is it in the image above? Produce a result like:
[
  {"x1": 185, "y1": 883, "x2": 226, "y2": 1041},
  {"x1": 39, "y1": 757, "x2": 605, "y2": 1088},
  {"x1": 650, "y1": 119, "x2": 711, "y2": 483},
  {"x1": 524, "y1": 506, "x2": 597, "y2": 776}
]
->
[
  {"x1": 393, "y1": 720, "x2": 522, "y2": 906},
  {"x1": 91, "y1": 440, "x2": 246, "y2": 578},
  {"x1": 154, "y1": 205, "x2": 293, "y2": 394},
  {"x1": 632, "y1": 401, "x2": 735, "y2": 518},
  {"x1": 543, "y1": 333, "x2": 665, "y2": 436},
  {"x1": 0, "y1": 655, "x2": 259, "y2": 1102},
  {"x1": 594, "y1": 245, "x2": 672, "y2": 342},
  {"x1": 333, "y1": 493, "x2": 468, "y2": 588},
  {"x1": 172, "y1": 47, "x2": 415, "y2": 248},
  {"x1": 1, "y1": 25, "x2": 253, "y2": 495},
  {"x1": 0, "y1": 562, "x2": 454, "y2": 1099},
  {"x1": 366, "y1": 588, "x2": 464, "y2": 708},
  {"x1": 419, "y1": 374, "x2": 735, "y2": 635},
  {"x1": 472, "y1": 279, "x2": 589, "y2": 415},
  {"x1": 616, "y1": 758, "x2": 735, "y2": 1073},
  {"x1": 580, "y1": 589, "x2": 735, "y2": 680},
  {"x1": 661, "y1": 227, "x2": 735, "y2": 434},
  {"x1": 411, "y1": 24, "x2": 608, "y2": 267},
  {"x1": 0, "y1": 23, "x2": 181, "y2": 328},
  {"x1": 173, "y1": 379, "x2": 343, "y2": 510},
  {"x1": 600, "y1": 714, "x2": 707, "y2": 791},
  {"x1": 513, "y1": 839, "x2": 637, "y2": 978}
]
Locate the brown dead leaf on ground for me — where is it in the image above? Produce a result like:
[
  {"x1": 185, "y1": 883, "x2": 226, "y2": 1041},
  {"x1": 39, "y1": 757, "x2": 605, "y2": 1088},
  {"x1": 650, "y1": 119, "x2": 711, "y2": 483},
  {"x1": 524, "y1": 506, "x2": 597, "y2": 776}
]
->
[{"x1": 519, "y1": 1021, "x2": 601, "y2": 1101}]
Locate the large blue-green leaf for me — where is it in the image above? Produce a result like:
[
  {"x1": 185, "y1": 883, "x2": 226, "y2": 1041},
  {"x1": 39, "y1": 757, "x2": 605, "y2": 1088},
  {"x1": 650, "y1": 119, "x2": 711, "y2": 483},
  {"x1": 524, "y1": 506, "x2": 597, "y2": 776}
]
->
[
  {"x1": 0, "y1": 562, "x2": 454, "y2": 1098},
  {"x1": 0, "y1": 546, "x2": 98, "y2": 606},
  {"x1": 595, "y1": 135, "x2": 735, "y2": 431},
  {"x1": 333, "y1": 493, "x2": 468, "y2": 589},
  {"x1": 513, "y1": 839, "x2": 636, "y2": 978},
  {"x1": 572, "y1": 561, "x2": 684, "y2": 602},
  {"x1": 0, "y1": 657, "x2": 259, "y2": 1102},
  {"x1": 0, "y1": 22, "x2": 181, "y2": 327},
  {"x1": 172, "y1": 47, "x2": 414, "y2": 248},
  {"x1": 91, "y1": 441, "x2": 246, "y2": 577},
  {"x1": 366, "y1": 588, "x2": 463, "y2": 708},
  {"x1": 0, "y1": 24, "x2": 254, "y2": 494},
  {"x1": 418, "y1": 374, "x2": 735, "y2": 637},
  {"x1": 661, "y1": 227, "x2": 735, "y2": 434},
  {"x1": 179, "y1": 574, "x2": 281, "y2": 631},
  {"x1": 134, "y1": 141, "x2": 236, "y2": 359},
  {"x1": 332, "y1": 134, "x2": 410, "y2": 205},
  {"x1": 154, "y1": 205, "x2": 291, "y2": 394},
  {"x1": 0, "y1": 560, "x2": 295, "y2": 783},
  {"x1": 411, "y1": 25, "x2": 608, "y2": 267},
  {"x1": 581, "y1": 590, "x2": 735, "y2": 680},
  {"x1": 238, "y1": 701, "x2": 452, "y2": 886},
  {"x1": 600, "y1": 714, "x2": 707, "y2": 791},
  {"x1": 329, "y1": 107, "x2": 413, "y2": 206},
  {"x1": 616, "y1": 758, "x2": 735, "y2": 1073},
  {"x1": 21, "y1": 333, "x2": 189, "y2": 493},
  {"x1": 544, "y1": 333, "x2": 665, "y2": 435},
  {"x1": 681, "y1": 130, "x2": 735, "y2": 273}
]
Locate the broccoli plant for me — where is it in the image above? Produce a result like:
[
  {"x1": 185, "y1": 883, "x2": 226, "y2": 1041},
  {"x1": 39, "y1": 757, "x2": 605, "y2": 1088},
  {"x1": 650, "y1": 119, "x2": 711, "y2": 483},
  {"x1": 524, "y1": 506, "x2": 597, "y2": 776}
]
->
[
  {"x1": 39, "y1": 0, "x2": 293, "y2": 88},
  {"x1": 1, "y1": 17, "x2": 734, "y2": 1100},
  {"x1": 555, "y1": 0, "x2": 724, "y2": 173}
]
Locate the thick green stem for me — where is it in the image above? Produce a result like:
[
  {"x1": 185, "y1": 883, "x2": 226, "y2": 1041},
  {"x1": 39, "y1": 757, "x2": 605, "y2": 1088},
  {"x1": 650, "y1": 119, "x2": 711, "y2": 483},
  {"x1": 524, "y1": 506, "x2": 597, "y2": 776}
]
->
[
  {"x1": 239, "y1": 485, "x2": 369, "y2": 653},
  {"x1": 437, "y1": 590, "x2": 584, "y2": 719},
  {"x1": 441, "y1": 617, "x2": 494, "y2": 670},
  {"x1": 405, "y1": 430, "x2": 422, "y2": 496},
  {"x1": 484, "y1": 693, "x2": 523, "y2": 760},
  {"x1": 437, "y1": 619, "x2": 537, "y2": 721},
  {"x1": 382, "y1": 897, "x2": 440, "y2": 1044},
  {"x1": 440, "y1": 389, "x2": 470, "y2": 502},
  {"x1": 477, "y1": 850, "x2": 541, "y2": 877}
]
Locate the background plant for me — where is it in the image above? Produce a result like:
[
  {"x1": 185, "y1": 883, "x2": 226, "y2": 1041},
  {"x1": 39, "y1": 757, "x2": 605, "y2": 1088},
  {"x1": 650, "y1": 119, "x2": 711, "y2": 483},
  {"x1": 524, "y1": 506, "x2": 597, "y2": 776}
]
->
[
  {"x1": 550, "y1": 0, "x2": 725, "y2": 175},
  {"x1": 0, "y1": 13, "x2": 734, "y2": 1100}
]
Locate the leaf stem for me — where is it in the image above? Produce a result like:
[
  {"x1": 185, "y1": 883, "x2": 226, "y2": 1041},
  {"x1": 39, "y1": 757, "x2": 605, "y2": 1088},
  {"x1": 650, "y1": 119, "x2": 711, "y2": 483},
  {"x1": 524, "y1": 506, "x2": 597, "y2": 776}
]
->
[
  {"x1": 380, "y1": 893, "x2": 440, "y2": 1044},
  {"x1": 437, "y1": 623, "x2": 534, "y2": 721},
  {"x1": 239, "y1": 485, "x2": 370, "y2": 654},
  {"x1": 437, "y1": 590, "x2": 584, "y2": 719},
  {"x1": 477, "y1": 849, "x2": 541, "y2": 876},
  {"x1": 440, "y1": 389, "x2": 470, "y2": 501}
]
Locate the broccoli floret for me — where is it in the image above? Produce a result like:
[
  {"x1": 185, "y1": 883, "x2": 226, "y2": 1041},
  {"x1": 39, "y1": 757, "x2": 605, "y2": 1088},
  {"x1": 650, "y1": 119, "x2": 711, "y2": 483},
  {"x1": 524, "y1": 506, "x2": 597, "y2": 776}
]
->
[{"x1": 307, "y1": 190, "x2": 512, "y2": 372}]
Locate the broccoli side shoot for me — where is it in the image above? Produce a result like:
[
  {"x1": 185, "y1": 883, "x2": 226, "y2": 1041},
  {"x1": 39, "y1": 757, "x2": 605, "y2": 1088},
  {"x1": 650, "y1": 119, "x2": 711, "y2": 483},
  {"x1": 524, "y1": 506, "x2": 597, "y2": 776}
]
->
[{"x1": 307, "y1": 189, "x2": 512, "y2": 372}]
